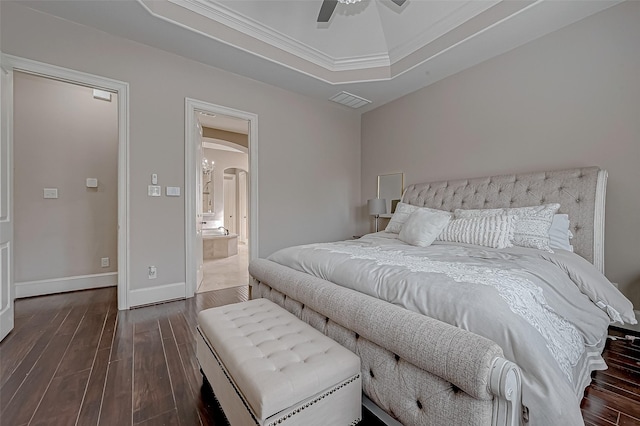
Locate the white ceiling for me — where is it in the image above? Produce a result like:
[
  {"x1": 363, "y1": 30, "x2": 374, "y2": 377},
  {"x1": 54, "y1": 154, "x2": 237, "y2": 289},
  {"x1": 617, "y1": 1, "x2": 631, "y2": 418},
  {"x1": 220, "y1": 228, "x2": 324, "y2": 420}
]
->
[{"x1": 20, "y1": 0, "x2": 622, "y2": 112}]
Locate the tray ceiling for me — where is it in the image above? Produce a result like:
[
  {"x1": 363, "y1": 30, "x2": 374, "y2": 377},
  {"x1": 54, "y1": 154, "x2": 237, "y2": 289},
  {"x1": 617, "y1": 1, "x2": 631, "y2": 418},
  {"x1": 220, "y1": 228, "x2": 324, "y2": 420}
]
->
[{"x1": 18, "y1": 0, "x2": 622, "y2": 112}]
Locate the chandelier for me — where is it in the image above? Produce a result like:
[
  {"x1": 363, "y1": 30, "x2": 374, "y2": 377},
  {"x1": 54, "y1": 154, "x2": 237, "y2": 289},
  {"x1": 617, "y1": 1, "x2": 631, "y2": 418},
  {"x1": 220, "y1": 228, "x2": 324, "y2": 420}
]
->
[
  {"x1": 338, "y1": 0, "x2": 362, "y2": 3},
  {"x1": 202, "y1": 158, "x2": 214, "y2": 174}
]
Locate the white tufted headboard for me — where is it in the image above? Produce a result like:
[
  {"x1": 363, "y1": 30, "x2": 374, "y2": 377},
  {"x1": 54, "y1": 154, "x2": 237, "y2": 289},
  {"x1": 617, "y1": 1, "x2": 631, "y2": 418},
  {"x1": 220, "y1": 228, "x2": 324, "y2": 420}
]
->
[{"x1": 402, "y1": 167, "x2": 608, "y2": 272}]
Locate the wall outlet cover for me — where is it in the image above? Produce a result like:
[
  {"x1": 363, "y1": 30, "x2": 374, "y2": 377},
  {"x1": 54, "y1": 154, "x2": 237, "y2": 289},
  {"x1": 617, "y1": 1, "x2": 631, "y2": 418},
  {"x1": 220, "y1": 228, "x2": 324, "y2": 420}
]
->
[
  {"x1": 43, "y1": 188, "x2": 58, "y2": 199},
  {"x1": 148, "y1": 266, "x2": 157, "y2": 279},
  {"x1": 166, "y1": 186, "x2": 181, "y2": 197},
  {"x1": 86, "y1": 178, "x2": 98, "y2": 188},
  {"x1": 101, "y1": 257, "x2": 110, "y2": 267},
  {"x1": 148, "y1": 185, "x2": 161, "y2": 197}
]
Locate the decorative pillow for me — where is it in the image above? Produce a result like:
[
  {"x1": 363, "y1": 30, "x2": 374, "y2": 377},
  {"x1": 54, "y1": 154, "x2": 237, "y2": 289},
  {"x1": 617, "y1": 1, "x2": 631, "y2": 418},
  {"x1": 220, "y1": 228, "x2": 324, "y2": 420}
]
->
[
  {"x1": 436, "y1": 215, "x2": 516, "y2": 249},
  {"x1": 398, "y1": 209, "x2": 451, "y2": 247},
  {"x1": 549, "y1": 214, "x2": 573, "y2": 252},
  {"x1": 455, "y1": 204, "x2": 560, "y2": 252},
  {"x1": 385, "y1": 202, "x2": 451, "y2": 234}
]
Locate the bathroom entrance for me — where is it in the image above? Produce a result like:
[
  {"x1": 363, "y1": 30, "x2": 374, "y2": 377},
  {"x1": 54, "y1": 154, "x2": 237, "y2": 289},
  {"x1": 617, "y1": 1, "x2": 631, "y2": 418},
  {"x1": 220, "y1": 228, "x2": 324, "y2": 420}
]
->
[{"x1": 196, "y1": 112, "x2": 249, "y2": 293}]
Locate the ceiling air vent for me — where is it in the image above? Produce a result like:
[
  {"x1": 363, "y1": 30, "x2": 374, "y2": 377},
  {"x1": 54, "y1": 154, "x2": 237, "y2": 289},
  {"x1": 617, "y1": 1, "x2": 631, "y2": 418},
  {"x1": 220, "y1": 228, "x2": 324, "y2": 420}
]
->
[{"x1": 329, "y1": 91, "x2": 371, "y2": 109}]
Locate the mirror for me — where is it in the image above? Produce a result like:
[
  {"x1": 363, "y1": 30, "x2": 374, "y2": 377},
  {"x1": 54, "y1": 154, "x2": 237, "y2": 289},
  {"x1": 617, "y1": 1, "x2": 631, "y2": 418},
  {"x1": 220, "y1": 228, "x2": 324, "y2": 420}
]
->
[
  {"x1": 203, "y1": 158, "x2": 214, "y2": 213},
  {"x1": 377, "y1": 173, "x2": 403, "y2": 218}
]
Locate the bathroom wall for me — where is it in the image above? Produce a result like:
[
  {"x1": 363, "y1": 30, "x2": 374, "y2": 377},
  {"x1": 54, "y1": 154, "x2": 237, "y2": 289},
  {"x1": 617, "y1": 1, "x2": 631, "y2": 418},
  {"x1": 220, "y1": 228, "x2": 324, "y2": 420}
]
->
[
  {"x1": 13, "y1": 72, "x2": 118, "y2": 288},
  {"x1": 203, "y1": 148, "x2": 248, "y2": 230}
]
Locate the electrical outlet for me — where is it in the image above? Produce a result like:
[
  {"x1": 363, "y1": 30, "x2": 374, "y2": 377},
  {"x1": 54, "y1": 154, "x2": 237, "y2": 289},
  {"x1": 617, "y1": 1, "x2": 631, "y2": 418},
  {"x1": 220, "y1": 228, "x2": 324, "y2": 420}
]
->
[
  {"x1": 148, "y1": 266, "x2": 157, "y2": 279},
  {"x1": 101, "y1": 257, "x2": 110, "y2": 268}
]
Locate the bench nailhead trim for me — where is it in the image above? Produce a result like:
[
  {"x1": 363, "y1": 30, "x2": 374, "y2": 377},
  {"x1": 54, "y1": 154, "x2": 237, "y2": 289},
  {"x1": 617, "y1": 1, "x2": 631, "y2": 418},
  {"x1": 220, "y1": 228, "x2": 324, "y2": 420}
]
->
[{"x1": 267, "y1": 374, "x2": 361, "y2": 426}]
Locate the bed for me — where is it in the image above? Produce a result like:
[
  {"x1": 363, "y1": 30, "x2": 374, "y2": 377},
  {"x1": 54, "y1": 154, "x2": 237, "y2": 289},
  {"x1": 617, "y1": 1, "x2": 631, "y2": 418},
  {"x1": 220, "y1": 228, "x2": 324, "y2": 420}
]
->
[{"x1": 248, "y1": 166, "x2": 637, "y2": 426}]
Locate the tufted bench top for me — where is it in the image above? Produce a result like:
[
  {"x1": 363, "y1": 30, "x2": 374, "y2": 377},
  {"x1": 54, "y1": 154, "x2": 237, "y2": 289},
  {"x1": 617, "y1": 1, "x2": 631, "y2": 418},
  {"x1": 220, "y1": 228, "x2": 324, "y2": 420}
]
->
[{"x1": 197, "y1": 298, "x2": 361, "y2": 421}]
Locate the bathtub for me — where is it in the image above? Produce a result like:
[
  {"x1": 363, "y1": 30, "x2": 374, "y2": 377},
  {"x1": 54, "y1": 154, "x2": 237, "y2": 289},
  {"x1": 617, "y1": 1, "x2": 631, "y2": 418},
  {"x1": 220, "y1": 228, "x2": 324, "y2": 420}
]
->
[{"x1": 202, "y1": 230, "x2": 238, "y2": 259}]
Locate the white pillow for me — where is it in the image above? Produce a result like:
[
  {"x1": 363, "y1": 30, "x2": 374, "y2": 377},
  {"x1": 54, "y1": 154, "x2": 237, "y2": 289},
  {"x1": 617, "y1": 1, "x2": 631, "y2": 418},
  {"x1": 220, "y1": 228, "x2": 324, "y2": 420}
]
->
[
  {"x1": 398, "y1": 209, "x2": 451, "y2": 247},
  {"x1": 549, "y1": 214, "x2": 573, "y2": 252},
  {"x1": 455, "y1": 204, "x2": 560, "y2": 252},
  {"x1": 385, "y1": 202, "x2": 451, "y2": 234},
  {"x1": 437, "y1": 214, "x2": 516, "y2": 249}
]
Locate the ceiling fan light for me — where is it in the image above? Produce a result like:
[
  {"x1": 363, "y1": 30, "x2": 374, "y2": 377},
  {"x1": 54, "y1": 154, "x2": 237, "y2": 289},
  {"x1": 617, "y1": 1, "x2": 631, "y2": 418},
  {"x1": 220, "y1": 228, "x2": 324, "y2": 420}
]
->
[{"x1": 338, "y1": 0, "x2": 362, "y2": 4}]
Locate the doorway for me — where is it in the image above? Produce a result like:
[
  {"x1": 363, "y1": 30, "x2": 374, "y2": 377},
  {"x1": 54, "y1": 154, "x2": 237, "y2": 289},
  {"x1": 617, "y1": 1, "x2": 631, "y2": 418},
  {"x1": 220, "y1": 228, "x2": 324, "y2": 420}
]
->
[
  {"x1": 198, "y1": 116, "x2": 249, "y2": 293},
  {"x1": 12, "y1": 72, "x2": 119, "y2": 299},
  {"x1": 184, "y1": 99, "x2": 258, "y2": 298},
  {"x1": 0, "y1": 54, "x2": 130, "y2": 342}
]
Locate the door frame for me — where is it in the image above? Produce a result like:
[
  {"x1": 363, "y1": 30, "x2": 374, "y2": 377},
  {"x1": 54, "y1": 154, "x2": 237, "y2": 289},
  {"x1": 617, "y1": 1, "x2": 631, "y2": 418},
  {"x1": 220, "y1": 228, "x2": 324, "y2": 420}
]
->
[
  {"x1": 223, "y1": 172, "x2": 237, "y2": 235},
  {"x1": 2, "y1": 54, "x2": 131, "y2": 310},
  {"x1": 184, "y1": 98, "x2": 258, "y2": 298}
]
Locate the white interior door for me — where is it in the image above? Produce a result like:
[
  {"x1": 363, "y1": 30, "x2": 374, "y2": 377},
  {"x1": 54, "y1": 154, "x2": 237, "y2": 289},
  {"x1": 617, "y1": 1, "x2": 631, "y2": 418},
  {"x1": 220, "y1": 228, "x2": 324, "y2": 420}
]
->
[
  {"x1": 238, "y1": 171, "x2": 247, "y2": 244},
  {"x1": 0, "y1": 64, "x2": 14, "y2": 341},
  {"x1": 195, "y1": 119, "x2": 204, "y2": 288},
  {"x1": 223, "y1": 174, "x2": 236, "y2": 235}
]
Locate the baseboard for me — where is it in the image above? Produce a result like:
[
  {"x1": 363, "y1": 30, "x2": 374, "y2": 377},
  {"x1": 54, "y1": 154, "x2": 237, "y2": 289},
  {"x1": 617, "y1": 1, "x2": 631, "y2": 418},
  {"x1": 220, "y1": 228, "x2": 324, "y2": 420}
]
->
[
  {"x1": 16, "y1": 272, "x2": 117, "y2": 299},
  {"x1": 128, "y1": 282, "x2": 186, "y2": 308}
]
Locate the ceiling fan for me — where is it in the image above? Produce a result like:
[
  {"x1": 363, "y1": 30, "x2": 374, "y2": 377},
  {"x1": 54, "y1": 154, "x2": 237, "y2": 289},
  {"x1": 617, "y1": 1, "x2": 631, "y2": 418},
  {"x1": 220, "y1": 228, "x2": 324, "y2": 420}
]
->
[{"x1": 317, "y1": 0, "x2": 407, "y2": 23}]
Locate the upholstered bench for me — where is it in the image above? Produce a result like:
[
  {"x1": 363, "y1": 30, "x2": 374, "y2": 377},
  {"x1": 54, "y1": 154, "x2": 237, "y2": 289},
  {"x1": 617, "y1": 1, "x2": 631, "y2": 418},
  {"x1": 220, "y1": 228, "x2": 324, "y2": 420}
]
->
[{"x1": 196, "y1": 298, "x2": 362, "y2": 425}]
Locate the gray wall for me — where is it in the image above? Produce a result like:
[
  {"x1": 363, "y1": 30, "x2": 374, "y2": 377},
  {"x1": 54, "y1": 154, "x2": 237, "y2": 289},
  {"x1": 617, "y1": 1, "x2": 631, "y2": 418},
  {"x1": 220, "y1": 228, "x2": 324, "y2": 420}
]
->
[
  {"x1": 14, "y1": 72, "x2": 118, "y2": 282},
  {"x1": 2, "y1": 2, "x2": 361, "y2": 292},
  {"x1": 361, "y1": 1, "x2": 640, "y2": 307}
]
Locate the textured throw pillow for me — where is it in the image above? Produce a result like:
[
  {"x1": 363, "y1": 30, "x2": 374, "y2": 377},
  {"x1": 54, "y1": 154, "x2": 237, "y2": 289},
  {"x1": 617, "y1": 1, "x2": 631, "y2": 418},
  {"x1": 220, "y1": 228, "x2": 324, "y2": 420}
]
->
[
  {"x1": 398, "y1": 209, "x2": 451, "y2": 247},
  {"x1": 437, "y1": 215, "x2": 516, "y2": 249},
  {"x1": 455, "y1": 204, "x2": 560, "y2": 252},
  {"x1": 385, "y1": 202, "x2": 451, "y2": 234},
  {"x1": 549, "y1": 214, "x2": 573, "y2": 252}
]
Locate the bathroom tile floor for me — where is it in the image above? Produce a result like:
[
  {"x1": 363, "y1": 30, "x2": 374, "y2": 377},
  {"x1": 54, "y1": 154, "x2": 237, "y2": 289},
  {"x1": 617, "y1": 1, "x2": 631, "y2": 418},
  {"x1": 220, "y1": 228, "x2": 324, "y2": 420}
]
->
[{"x1": 197, "y1": 243, "x2": 249, "y2": 293}]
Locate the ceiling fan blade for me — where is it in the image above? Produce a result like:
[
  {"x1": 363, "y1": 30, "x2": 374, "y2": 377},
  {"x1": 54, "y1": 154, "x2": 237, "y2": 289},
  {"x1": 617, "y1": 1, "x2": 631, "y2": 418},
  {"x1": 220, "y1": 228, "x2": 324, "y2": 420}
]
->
[
  {"x1": 317, "y1": 0, "x2": 338, "y2": 23},
  {"x1": 390, "y1": 0, "x2": 406, "y2": 6}
]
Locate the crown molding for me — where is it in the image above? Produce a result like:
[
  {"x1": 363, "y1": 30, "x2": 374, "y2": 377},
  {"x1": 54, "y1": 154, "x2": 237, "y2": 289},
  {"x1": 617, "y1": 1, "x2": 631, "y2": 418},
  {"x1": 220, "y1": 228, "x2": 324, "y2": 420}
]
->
[
  {"x1": 168, "y1": 0, "x2": 391, "y2": 72},
  {"x1": 387, "y1": 0, "x2": 500, "y2": 64}
]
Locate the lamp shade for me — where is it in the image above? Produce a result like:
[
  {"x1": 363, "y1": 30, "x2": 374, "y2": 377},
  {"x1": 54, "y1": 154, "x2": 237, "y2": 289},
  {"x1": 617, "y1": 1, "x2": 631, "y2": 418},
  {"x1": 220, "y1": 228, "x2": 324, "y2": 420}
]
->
[{"x1": 368, "y1": 198, "x2": 387, "y2": 216}]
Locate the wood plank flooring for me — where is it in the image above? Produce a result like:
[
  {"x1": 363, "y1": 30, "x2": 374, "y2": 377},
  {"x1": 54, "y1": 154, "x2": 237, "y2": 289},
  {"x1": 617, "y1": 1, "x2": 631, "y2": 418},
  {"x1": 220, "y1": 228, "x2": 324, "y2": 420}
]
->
[
  {"x1": 582, "y1": 327, "x2": 640, "y2": 426},
  {"x1": 0, "y1": 286, "x2": 638, "y2": 425}
]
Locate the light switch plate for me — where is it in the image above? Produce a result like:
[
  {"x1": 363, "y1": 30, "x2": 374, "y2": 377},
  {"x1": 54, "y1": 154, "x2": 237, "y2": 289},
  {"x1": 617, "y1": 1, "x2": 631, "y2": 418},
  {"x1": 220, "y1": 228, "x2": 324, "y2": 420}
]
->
[
  {"x1": 166, "y1": 186, "x2": 181, "y2": 197},
  {"x1": 148, "y1": 185, "x2": 161, "y2": 197},
  {"x1": 43, "y1": 188, "x2": 58, "y2": 199}
]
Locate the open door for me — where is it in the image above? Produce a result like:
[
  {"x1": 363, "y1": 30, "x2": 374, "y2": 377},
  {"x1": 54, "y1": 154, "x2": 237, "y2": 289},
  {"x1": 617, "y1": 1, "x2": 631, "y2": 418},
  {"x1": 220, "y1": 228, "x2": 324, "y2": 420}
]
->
[
  {"x1": 195, "y1": 118, "x2": 204, "y2": 290},
  {"x1": 0, "y1": 64, "x2": 14, "y2": 341}
]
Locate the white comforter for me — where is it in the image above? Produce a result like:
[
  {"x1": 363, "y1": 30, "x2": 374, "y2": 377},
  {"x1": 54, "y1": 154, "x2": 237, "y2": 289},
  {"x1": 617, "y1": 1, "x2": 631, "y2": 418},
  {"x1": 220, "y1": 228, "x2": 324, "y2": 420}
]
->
[{"x1": 267, "y1": 233, "x2": 636, "y2": 426}]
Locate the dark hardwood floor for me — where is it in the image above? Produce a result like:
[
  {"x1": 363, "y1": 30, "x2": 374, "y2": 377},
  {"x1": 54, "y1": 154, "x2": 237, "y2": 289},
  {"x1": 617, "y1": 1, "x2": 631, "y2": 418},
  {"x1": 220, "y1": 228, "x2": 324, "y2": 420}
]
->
[
  {"x1": 581, "y1": 327, "x2": 640, "y2": 426},
  {"x1": 0, "y1": 286, "x2": 638, "y2": 426}
]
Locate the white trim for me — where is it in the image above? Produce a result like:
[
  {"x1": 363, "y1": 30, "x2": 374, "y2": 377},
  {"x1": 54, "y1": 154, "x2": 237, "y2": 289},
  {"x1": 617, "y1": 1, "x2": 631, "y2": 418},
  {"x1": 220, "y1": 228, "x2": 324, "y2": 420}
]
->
[
  {"x1": 166, "y1": 0, "x2": 390, "y2": 72},
  {"x1": 593, "y1": 169, "x2": 607, "y2": 274},
  {"x1": 1, "y1": 54, "x2": 131, "y2": 309},
  {"x1": 15, "y1": 273, "x2": 117, "y2": 299},
  {"x1": 129, "y1": 282, "x2": 186, "y2": 308},
  {"x1": 387, "y1": 1, "x2": 499, "y2": 64},
  {"x1": 185, "y1": 98, "x2": 258, "y2": 299},
  {"x1": 0, "y1": 56, "x2": 16, "y2": 342}
]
